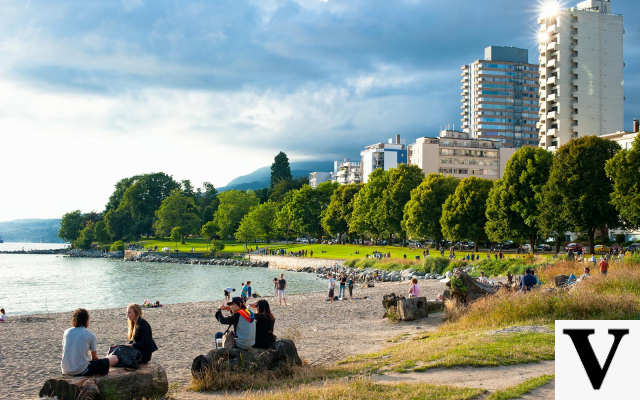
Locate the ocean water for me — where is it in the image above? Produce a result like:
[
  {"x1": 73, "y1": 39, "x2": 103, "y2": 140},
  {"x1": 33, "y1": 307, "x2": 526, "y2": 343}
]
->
[{"x1": 0, "y1": 246, "x2": 326, "y2": 316}]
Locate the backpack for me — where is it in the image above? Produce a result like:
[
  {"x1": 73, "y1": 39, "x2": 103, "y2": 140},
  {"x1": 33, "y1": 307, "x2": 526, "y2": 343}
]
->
[{"x1": 109, "y1": 345, "x2": 142, "y2": 370}]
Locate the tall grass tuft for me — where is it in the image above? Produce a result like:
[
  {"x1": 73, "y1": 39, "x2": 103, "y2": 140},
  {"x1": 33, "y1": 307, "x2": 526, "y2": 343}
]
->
[{"x1": 443, "y1": 264, "x2": 640, "y2": 331}]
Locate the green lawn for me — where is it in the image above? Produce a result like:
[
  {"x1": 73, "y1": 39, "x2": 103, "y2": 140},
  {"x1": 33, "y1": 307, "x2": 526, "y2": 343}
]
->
[{"x1": 132, "y1": 238, "x2": 267, "y2": 254}]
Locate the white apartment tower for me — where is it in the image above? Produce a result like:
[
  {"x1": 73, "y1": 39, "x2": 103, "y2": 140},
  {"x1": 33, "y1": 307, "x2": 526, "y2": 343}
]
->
[
  {"x1": 461, "y1": 46, "x2": 541, "y2": 148},
  {"x1": 538, "y1": 0, "x2": 624, "y2": 150}
]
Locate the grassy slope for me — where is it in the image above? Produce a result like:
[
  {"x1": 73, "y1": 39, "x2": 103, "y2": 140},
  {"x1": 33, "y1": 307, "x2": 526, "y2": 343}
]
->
[{"x1": 486, "y1": 375, "x2": 554, "y2": 400}]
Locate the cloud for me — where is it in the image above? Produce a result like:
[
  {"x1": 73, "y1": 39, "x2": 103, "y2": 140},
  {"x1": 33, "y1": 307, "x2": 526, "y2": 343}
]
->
[{"x1": 122, "y1": 0, "x2": 144, "y2": 12}]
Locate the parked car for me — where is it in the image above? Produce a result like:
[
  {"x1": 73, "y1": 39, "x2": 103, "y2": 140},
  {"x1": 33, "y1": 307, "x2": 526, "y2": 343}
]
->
[
  {"x1": 521, "y1": 244, "x2": 531, "y2": 251},
  {"x1": 594, "y1": 245, "x2": 610, "y2": 254},
  {"x1": 536, "y1": 244, "x2": 552, "y2": 252},
  {"x1": 628, "y1": 243, "x2": 640, "y2": 252},
  {"x1": 461, "y1": 241, "x2": 474, "y2": 250},
  {"x1": 565, "y1": 243, "x2": 584, "y2": 253},
  {"x1": 300, "y1": 238, "x2": 309, "y2": 244}
]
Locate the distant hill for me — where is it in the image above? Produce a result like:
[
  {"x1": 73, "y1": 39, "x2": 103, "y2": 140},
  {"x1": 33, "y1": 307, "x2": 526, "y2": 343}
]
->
[
  {"x1": 0, "y1": 219, "x2": 64, "y2": 243},
  {"x1": 219, "y1": 161, "x2": 335, "y2": 191}
]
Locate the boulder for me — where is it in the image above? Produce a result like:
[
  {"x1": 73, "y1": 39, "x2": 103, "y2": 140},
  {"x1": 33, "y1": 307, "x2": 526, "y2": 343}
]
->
[
  {"x1": 191, "y1": 339, "x2": 302, "y2": 377},
  {"x1": 555, "y1": 274, "x2": 569, "y2": 287},
  {"x1": 39, "y1": 361, "x2": 168, "y2": 400},
  {"x1": 396, "y1": 297, "x2": 428, "y2": 321}
]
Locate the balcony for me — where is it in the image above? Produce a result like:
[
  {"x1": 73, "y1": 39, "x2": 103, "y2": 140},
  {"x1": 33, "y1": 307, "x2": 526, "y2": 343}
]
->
[
  {"x1": 547, "y1": 42, "x2": 558, "y2": 51},
  {"x1": 548, "y1": 24, "x2": 557, "y2": 33},
  {"x1": 548, "y1": 93, "x2": 556, "y2": 102},
  {"x1": 547, "y1": 111, "x2": 557, "y2": 119},
  {"x1": 547, "y1": 59, "x2": 557, "y2": 68},
  {"x1": 540, "y1": 113, "x2": 547, "y2": 122},
  {"x1": 547, "y1": 76, "x2": 557, "y2": 85},
  {"x1": 547, "y1": 128, "x2": 557, "y2": 136}
]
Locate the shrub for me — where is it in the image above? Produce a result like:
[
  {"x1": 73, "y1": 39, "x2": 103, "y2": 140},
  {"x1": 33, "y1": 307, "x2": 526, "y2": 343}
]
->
[
  {"x1": 615, "y1": 234, "x2": 626, "y2": 244},
  {"x1": 474, "y1": 259, "x2": 530, "y2": 277},
  {"x1": 422, "y1": 257, "x2": 451, "y2": 274},
  {"x1": 110, "y1": 240, "x2": 124, "y2": 252},
  {"x1": 624, "y1": 241, "x2": 634, "y2": 247}
]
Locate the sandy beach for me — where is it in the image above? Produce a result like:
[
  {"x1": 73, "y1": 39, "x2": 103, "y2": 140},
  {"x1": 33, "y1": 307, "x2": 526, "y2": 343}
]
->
[{"x1": 0, "y1": 279, "x2": 447, "y2": 399}]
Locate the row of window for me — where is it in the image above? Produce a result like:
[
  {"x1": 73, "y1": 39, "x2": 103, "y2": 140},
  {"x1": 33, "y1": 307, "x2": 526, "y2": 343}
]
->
[
  {"x1": 439, "y1": 168, "x2": 499, "y2": 176},
  {"x1": 477, "y1": 111, "x2": 514, "y2": 117},
  {"x1": 440, "y1": 149, "x2": 499, "y2": 158},
  {"x1": 439, "y1": 158, "x2": 500, "y2": 166},
  {"x1": 478, "y1": 90, "x2": 515, "y2": 96}
]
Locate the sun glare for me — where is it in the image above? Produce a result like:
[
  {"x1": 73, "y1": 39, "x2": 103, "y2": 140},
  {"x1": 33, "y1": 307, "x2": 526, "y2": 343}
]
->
[
  {"x1": 539, "y1": 31, "x2": 549, "y2": 44},
  {"x1": 543, "y1": 2, "x2": 560, "y2": 17}
]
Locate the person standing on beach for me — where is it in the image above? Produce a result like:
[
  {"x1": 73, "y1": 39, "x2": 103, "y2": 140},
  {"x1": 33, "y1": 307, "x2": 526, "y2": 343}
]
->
[
  {"x1": 273, "y1": 278, "x2": 279, "y2": 297},
  {"x1": 241, "y1": 282, "x2": 248, "y2": 302},
  {"x1": 0, "y1": 308, "x2": 5, "y2": 322},
  {"x1": 224, "y1": 287, "x2": 235, "y2": 302},
  {"x1": 338, "y1": 273, "x2": 347, "y2": 299},
  {"x1": 61, "y1": 308, "x2": 118, "y2": 376},
  {"x1": 328, "y1": 273, "x2": 336, "y2": 302},
  {"x1": 348, "y1": 275, "x2": 354, "y2": 299},
  {"x1": 278, "y1": 274, "x2": 287, "y2": 305}
]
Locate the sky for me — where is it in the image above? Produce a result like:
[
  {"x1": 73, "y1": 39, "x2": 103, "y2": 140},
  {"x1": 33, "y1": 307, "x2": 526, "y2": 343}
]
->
[{"x1": 1, "y1": 0, "x2": 639, "y2": 222}]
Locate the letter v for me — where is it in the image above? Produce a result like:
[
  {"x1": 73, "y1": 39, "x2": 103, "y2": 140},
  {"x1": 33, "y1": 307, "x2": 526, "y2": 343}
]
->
[{"x1": 563, "y1": 329, "x2": 630, "y2": 390}]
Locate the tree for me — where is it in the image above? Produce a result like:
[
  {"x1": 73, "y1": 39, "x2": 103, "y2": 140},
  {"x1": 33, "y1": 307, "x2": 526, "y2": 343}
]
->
[
  {"x1": 541, "y1": 136, "x2": 621, "y2": 253},
  {"x1": 73, "y1": 221, "x2": 95, "y2": 250},
  {"x1": 402, "y1": 174, "x2": 459, "y2": 250},
  {"x1": 485, "y1": 147, "x2": 553, "y2": 249},
  {"x1": 270, "y1": 151, "x2": 292, "y2": 188},
  {"x1": 269, "y1": 176, "x2": 308, "y2": 203},
  {"x1": 170, "y1": 227, "x2": 182, "y2": 249},
  {"x1": 275, "y1": 192, "x2": 296, "y2": 243},
  {"x1": 200, "y1": 221, "x2": 218, "y2": 249},
  {"x1": 440, "y1": 177, "x2": 494, "y2": 252},
  {"x1": 181, "y1": 179, "x2": 196, "y2": 198},
  {"x1": 350, "y1": 169, "x2": 390, "y2": 239},
  {"x1": 93, "y1": 221, "x2": 110, "y2": 245},
  {"x1": 104, "y1": 209, "x2": 130, "y2": 242},
  {"x1": 154, "y1": 190, "x2": 200, "y2": 244},
  {"x1": 378, "y1": 164, "x2": 424, "y2": 244},
  {"x1": 235, "y1": 211, "x2": 261, "y2": 244},
  {"x1": 58, "y1": 210, "x2": 84, "y2": 243},
  {"x1": 322, "y1": 184, "x2": 362, "y2": 243},
  {"x1": 211, "y1": 240, "x2": 225, "y2": 256},
  {"x1": 195, "y1": 182, "x2": 219, "y2": 228},
  {"x1": 213, "y1": 190, "x2": 259, "y2": 239},
  {"x1": 246, "y1": 201, "x2": 279, "y2": 242},
  {"x1": 605, "y1": 133, "x2": 640, "y2": 228}
]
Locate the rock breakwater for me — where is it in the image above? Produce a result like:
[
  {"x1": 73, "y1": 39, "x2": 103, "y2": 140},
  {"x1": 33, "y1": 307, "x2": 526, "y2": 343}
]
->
[
  {"x1": 65, "y1": 249, "x2": 124, "y2": 259},
  {"x1": 294, "y1": 265, "x2": 464, "y2": 282},
  {"x1": 127, "y1": 253, "x2": 269, "y2": 267}
]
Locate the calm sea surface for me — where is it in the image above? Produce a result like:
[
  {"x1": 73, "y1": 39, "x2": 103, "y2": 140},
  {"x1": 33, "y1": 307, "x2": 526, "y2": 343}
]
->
[{"x1": 0, "y1": 243, "x2": 326, "y2": 316}]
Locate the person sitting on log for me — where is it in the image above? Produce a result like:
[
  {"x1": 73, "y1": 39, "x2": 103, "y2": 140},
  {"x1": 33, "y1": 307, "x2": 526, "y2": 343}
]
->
[
  {"x1": 249, "y1": 300, "x2": 276, "y2": 349},
  {"x1": 478, "y1": 271, "x2": 488, "y2": 284},
  {"x1": 61, "y1": 308, "x2": 118, "y2": 376},
  {"x1": 215, "y1": 297, "x2": 256, "y2": 350},
  {"x1": 126, "y1": 304, "x2": 158, "y2": 363},
  {"x1": 408, "y1": 277, "x2": 420, "y2": 298},
  {"x1": 519, "y1": 269, "x2": 538, "y2": 291}
]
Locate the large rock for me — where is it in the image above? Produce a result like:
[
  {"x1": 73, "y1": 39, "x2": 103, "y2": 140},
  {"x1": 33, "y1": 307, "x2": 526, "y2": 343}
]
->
[
  {"x1": 191, "y1": 339, "x2": 302, "y2": 378},
  {"x1": 39, "y1": 361, "x2": 168, "y2": 400},
  {"x1": 396, "y1": 297, "x2": 428, "y2": 321},
  {"x1": 555, "y1": 274, "x2": 569, "y2": 287}
]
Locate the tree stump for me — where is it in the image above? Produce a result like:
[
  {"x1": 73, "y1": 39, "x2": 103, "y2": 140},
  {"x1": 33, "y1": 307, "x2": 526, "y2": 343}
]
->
[
  {"x1": 426, "y1": 300, "x2": 444, "y2": 312},
  {"x1": 191, "y1": 339, "x2": 302, "y2": 378},
  {"x1": 39, "y1": 362, "x2": 168, "y2": 400},
  {"x1": 445, "y1": 270, "x2": 499, "y2": 304},
  {"x1": 382, "y1": 293, "x2": 405, "y2": 319},
  {"x1": 396, "y1": 297, "x2": 428, "y2": 321}
]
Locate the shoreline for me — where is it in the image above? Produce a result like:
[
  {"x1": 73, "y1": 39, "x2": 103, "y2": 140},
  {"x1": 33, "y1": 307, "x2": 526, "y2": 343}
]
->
[{"x1": 0, "y1": 280, "x2": 448, "y2": 400}]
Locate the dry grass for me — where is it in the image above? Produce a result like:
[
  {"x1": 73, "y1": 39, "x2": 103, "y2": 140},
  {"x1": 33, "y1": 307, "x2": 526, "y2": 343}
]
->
[
  {"x1": 228, "y1": 377, "x2": 485, "y2": 400},
  {"x1": 443, "y1": 263, "x2": 640, "y2": 332},
  {"x1": 335, "y1": 330, "x2": 554, "y2": 374},
  {"x1": 189, "y1": 361, "x2": 338, "y2": 392},
  {"x1": 486, "y1": 374, "x2": 554, "y2": 400},
  {"x1": 281, "y1": 325, "x2": 303, "y2": 341}
]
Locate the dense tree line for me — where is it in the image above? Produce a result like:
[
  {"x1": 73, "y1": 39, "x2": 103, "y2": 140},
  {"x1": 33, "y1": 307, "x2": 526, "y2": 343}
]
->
[{"x1": 59, "y1": 135, "x2": 640, "y2": 254}]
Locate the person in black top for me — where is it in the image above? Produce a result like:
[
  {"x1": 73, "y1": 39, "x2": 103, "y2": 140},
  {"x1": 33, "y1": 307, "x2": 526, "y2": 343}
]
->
[
  {"x1": 338, "y1": 273, "x2": 347, "y2": 299},
  {"x1": 126, "y1": 304, "x2": 158, "y2": 363},
  {"x1": 249, "y1": 300, "x2": 275, "y2": 349}
]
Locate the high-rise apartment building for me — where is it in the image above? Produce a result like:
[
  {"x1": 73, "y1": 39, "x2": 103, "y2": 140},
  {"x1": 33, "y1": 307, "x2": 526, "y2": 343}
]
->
[
  {"x1": 461, "y1": 46, "x2": 541, "y2": 148},
  {"x1": 538, "y1": 0, "x2": 624, "y2": 150},
  {"x1": 332, "y1": 158, "x2": 361, "y2": 185},
  {"x1": 360, "y1": 135, "x2": 407, "y2": 183}
]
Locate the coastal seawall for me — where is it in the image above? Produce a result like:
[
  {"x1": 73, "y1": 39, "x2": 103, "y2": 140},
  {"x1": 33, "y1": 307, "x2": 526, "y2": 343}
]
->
[{"x1": 248, "y1": 255, "x2": 346, "y2": 271}]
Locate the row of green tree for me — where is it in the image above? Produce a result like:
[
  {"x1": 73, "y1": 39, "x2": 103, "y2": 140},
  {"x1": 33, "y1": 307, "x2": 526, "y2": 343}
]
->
[{"x1": 60, "y1": 136, "x2": 640, "y2": 253}]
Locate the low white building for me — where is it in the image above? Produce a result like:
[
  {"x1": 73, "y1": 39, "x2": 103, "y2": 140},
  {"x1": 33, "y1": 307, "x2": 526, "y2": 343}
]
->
[
  {"x1": 360, "y1": 135, "x2": 407, "y2": 183},
  {"x1": 309, "y1": 171, "x2": 333, "y2": 188},
  {"x1": 408, "y1": 130, "x2": 516, "y2": 180},
  {"x1": 332, "y1": 158, "x2": 361, "y2": 185}
]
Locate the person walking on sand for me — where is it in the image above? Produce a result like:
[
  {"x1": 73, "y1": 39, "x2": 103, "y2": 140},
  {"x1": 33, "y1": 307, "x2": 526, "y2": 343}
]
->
[
  {"x1": 61, "y1": 308, "x2": 118, "y2": 376},
  {"x1": 277, "y1": 274, "x2": 287, "y2": 305},
  {"x1": 0, "y1": 308, "x2": 5, "y2": 322},
  {"x1": 338, "y1": 273, "x2": 347, "y2": 299},
  {"x1": 408, "y1": 277, "x2": 420, "y2": 298},
  {"x1": 328, "y1": 273, "x2": 336, "y2": 302},
  {"x1": 273, "y1": 277, "x2": 279, "y2": 297}
]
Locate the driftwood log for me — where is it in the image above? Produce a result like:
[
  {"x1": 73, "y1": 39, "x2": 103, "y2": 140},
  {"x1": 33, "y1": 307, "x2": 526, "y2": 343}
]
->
[
  {"x1": 382, "y1": 293, "x2": 406, "y2": 318},
  {"x1": 191, "y1": 339, "x2": 302, "y2": 378},
  {"x1": 445, "y1": 270, "x2": 499, "y2": 304},
  {"x1": 39, "y1": 361, "x2": 168, "y2": 400}
]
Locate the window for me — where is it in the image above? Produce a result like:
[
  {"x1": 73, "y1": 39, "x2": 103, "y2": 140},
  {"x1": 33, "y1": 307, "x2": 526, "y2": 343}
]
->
[
  {"x1": 454, "y1": 158, "x2": 469, "y2": 165},
  {"x1": 439, "y1": 158, "x2": 453, "y2": 164},
  {"x1": 440, "y1": 149, "x2": 454, "y2": 156},
  {"x1": 454, "y1": 169, "x2": 469, "y2": 175}
]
